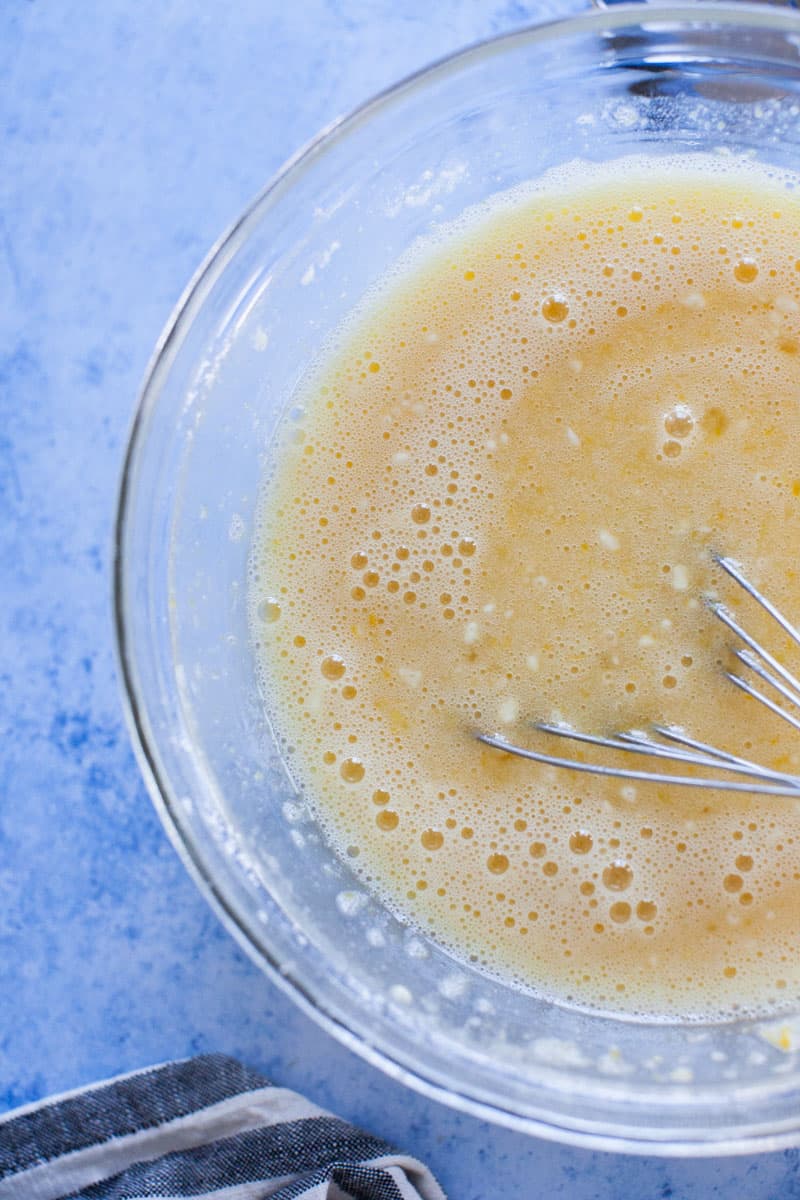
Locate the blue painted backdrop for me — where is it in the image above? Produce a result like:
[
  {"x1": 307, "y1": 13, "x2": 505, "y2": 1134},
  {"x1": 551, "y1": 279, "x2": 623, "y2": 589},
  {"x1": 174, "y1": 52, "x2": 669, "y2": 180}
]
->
[{"x1": 2, "y1": 2, "x2": 799, "y2": 1195}]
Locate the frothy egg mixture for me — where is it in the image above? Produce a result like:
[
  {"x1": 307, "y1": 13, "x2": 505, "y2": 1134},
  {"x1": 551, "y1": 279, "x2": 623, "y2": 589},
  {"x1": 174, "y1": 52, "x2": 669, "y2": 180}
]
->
[{"x1": 250, "y1": 156, "x2": 800, "y2": 1018}]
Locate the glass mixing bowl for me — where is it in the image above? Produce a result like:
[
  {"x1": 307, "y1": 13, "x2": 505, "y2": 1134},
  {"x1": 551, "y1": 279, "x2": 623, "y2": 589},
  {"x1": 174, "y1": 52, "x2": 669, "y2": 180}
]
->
[{"x1": 115, "y1": 2, "x2": 800, "y2": 1153}]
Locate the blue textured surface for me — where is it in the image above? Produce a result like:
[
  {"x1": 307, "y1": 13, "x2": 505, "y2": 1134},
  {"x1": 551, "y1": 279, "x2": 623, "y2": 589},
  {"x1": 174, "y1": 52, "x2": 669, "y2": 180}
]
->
[{"x1": 3, "y1": 2, "x2": 800, "y2": 1196}]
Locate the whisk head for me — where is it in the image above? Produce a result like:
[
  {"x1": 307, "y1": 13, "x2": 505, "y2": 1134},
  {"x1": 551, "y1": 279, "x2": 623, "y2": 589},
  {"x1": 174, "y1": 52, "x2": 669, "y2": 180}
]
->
[{"x1": 476, "y1": 554, "x2": 800, "y2": 797}]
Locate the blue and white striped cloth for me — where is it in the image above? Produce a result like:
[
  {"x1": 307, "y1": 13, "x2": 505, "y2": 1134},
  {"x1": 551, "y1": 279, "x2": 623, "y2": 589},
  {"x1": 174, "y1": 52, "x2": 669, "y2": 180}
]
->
[{"x1": 0, "y1": 1054, "x2": 446, "y2": 1199}]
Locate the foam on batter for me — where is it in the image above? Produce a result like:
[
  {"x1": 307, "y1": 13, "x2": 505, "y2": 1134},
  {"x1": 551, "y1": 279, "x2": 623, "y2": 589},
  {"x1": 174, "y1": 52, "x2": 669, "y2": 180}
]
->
[{"x1": 250, "y1": 155, "x2": 800, "y2": 1018}]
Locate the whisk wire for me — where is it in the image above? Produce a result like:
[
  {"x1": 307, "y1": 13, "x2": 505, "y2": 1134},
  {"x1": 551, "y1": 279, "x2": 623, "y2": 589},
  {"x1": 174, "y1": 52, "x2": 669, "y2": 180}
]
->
[
  {"x1": 536, "y1": 721, "x2": 764, "y2": 775},
  {"x1": 715, "y1": 554, "x2": 800, "y2": 650},
  {"x1": 733, "y1": 647, "x2": 800, "y2": 712},
  {"x1": 710, "y1": 600, "x2": 800, "y2": 702},
  {"x1": 475, "y1": 730, "x2": 800, "y2": 796},
  {"x1": 725, "y1": 671, "x2": 800, "y2": 736},
  {"x1": 648, "y1": 723, "x2": 800, "y2": 784},
  {"x1": 476, "y1": 554, "x2": 800, "y2": 797}
]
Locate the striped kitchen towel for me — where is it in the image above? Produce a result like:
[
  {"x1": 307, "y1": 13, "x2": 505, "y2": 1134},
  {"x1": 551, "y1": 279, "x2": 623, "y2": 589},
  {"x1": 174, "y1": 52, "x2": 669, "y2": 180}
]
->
[{"x1": 0, "y1": 1054, "x2": 446, "y2": 1200}]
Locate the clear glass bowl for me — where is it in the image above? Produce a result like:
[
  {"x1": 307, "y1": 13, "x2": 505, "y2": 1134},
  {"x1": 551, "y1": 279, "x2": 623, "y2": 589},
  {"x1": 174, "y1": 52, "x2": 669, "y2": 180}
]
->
[{"x1": 115, "y1": 3, "x2": 800, "y2": 1153}]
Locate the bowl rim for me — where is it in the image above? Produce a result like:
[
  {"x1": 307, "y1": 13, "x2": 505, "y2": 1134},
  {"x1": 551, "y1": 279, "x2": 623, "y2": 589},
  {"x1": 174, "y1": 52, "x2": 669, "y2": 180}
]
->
[{"x1": 114, "y1": 0, "x2": 800, "y2": 1155}]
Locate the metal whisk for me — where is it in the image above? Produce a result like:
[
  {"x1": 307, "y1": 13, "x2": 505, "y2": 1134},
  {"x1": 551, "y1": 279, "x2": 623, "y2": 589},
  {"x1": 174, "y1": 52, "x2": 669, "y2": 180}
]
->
[{"x1": 476, "y1": 555, "x2": 800, "y2": 797}]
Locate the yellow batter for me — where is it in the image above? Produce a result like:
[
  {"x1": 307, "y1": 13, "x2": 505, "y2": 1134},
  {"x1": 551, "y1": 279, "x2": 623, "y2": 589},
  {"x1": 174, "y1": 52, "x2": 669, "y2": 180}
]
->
[{"x1": 251, "y1": 156, "x2": 800, "y2": 1018}]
